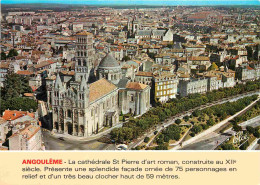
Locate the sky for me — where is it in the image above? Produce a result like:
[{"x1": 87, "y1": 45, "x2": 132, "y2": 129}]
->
[{"x1": 1, "y1": 0, "x2": 260, "y2": 6}]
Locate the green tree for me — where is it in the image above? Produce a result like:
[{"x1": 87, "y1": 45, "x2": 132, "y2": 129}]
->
[
  {"x1": 1, "y1": 97, "x2": 38, "y2": 114},
  {"x1": 1, "y1": 52, "x2": 6, "y2": 60},
  {"x1": 122, "y1": 55, "x2": 130, "y2": 61},
  {"x1": 191, "y1": 125, "x2": 202, "y2": 134},
  {"x1": 7, "y1": 49, "x2": 18, "y2": 58},
  {"x1": 207, "y1": 118, "x2": 215, "y2": 126},
  {"x1": 233, "y1": 124, "x2": 242, "y2": 132},
  {"x1": 253, "y1": 130, "x2": 260, "y2": 138},
  {"x1": 175, "y1": 119, "x2": 181, "y2": 124},
  {"x1": 192, "y1": 110, "x2": 200, "y2": 117},
  {"x1": 144, "y1": 137, "x2": 150, "y2": 143},
  {"x1": 1, "y1": 73, "x2": 32, "y2": 100},
  {"x1": 183, "y1": 115, "x2": 190, "y2": 122},
  {"x1": 246, "y1": 126, "x2": 255, "y2": 134},
  {"x1": 222, "y1": 143, "x2": 236, "y2": 150},
  {"x1": 155, "y1": 143, "x2": 168, "y2": 150}
]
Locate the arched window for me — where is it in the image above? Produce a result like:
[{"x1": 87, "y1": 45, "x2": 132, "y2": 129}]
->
[
  {"x1": 67, "y1": 110, "x2": 72, "y2": 118},
  {"x1": 78, "y1": 59, "x2": 81, "y2": 66},
  {"x1": 83, "y1": 60, "x2": 86, "y2": 66}
]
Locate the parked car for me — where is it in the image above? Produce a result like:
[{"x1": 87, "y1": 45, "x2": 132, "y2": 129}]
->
[{"x1": 116, "y1": 144, "x2": 128, "y2": 150}]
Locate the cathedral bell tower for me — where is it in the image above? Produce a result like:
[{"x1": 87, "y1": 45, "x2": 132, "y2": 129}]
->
[{"x1": 75, "y1": 31, "x2": 95, "y2": 82}]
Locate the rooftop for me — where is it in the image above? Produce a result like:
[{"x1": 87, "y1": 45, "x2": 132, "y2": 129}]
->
[
  {"x1": 9, "y1": 124, "x2": 40, "y2": 140},
  {"x1": 2, "y1": 110, "x2": 35, "y2": 121},
  {"x1": 99, "y1": 53, "x2": 120, "y2": 68},
  {"x1": 89, "y1": 78, "x2": 117, "y2": 103},
  {"x1": 126, "y1": 82, "x2": 148, "y2": 90}
]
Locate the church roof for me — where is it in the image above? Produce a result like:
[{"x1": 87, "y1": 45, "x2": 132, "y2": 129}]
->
[
  {"x1": 126, "y1": 82, "x2": 148, "y2": 90},
  {"x1": 99, "y1": 53, "x2": 120, "y2": 68},
  {"x1": 89, "y1": 78, "x2": 117, "y2": 102}
]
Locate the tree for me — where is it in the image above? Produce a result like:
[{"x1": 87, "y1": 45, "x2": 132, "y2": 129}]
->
[
  {"x1": 233, "y1": 124, "x2": 242, "y2": 132},
  {"x1": 183, "y1": 115, "x2": 190, "y2": 122},
  {"x1": 7, "y1": 49, "x2": 18, "y2": 58},
  {"x1": 191, "y1": 125, "x2": 202, "y2": 134},
  {"x1": 221, "y1": 143, "x2": 236, "y2": 150},
  {"x1": 156, "y1": 134, "x2": 164, "y2": 145},
  {"x1": 155, "y1": 143, "x2": 168, "y2": 150},
  {"x1": 253, "y1": 130, "x2": 260, "y2": 138},
  {"x1": 192, "y1": 110, "x2": 200, "y2": 117},
  {"x1": 144, "y1": 137, "x2": 150, "y2": 143},
  {"x1": 239, "y1": 141, "x2": 249, "y2": 150},
  {"x1": 1, "y1": 52, "x2": 6, "y2": 60},
  {"x1": 1, "y1": 97, "x2": 38, "y2": 114},
  {"x1": 246, "y1": 126, "x2": 255, "y2": 134},
  {"x1": 190, "y1": 132, "x2": 195, "y2": 137},
  {"x1": 175, "y1": 119, "x2": 181, "y2": 125},
  {"x1": 122, "y1": 55, "x2": 130, "y2": 61},
  {"x1": 1, "y1": 73, "x2": 32, "y2": 100},
  {"x1": 207, "y1": 118, "x2": 215, "y2": 126}
]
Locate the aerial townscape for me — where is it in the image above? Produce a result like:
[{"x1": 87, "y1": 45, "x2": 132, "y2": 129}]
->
[{"x1": 0, "y1": 3, "x2": 260, "y2": 151}]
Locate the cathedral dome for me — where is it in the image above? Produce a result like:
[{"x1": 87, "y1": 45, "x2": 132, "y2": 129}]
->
[{"x1": 99, "y1": 53, "x2": 120, "y2": 68}]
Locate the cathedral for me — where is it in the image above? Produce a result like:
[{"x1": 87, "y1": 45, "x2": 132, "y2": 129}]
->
[{"x1": 47, "y1": 31, "x2": 150, "y2": 137}]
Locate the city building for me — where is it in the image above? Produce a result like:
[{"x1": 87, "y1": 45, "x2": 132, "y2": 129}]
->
[{"x1": 154, "y1": 72, "x2": 178, "y2": 102}]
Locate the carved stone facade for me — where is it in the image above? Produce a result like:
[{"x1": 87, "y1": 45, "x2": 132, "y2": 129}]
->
[{"x1": 49, "y1": 31, "x2": 119, "y2": 137}]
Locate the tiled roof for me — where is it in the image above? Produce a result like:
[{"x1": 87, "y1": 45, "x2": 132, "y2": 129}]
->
[
  {"x1": 9, "y1": 124, "x2": 40, "y2": 140},
  {"x1": 0, "y1": 63, "x2": 9, "y2": 69},
  {"x1": 89, "y1": 78, "x2": 117, "y2": 103},
  {"x1": 136, "y1": 71, "x2": 153, "y2": 77},
  {"x1": 190, "y1": 56, "x2": 209, "y2": 61},
  {"x1": 2, "y1": 110, "x2": 35, "y2": 121},
  {"x1": 126, "y1": 82, "x2": 148, "y2": 90},
  {"x1": 35, "y1": 60, "x2": 54, "y2": 69},
  {"x1": 16, "y1": 70, "x2": 34, "y2": 76}
]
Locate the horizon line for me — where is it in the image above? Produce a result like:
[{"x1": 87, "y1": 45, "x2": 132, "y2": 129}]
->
[
  {"x1": 2, "y1": 3, "x2": 260, "y2": 6},
  {"x1": 2, "y1": 0, "x2": 260, "y2": 6}
]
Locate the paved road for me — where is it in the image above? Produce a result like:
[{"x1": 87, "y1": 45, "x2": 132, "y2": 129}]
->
[
  {"x1": 42, "y1": 130, "x2": 116, "y2": 150},
  {"x1": 240, "y1": 115, "x2": 260, "y2": 128},
  {"x1": 181, "y1": 131, "x2": 234, "y2": 150},
  {"x1": 180, "y1": 115, "x2": 260, "y2": 150}
]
